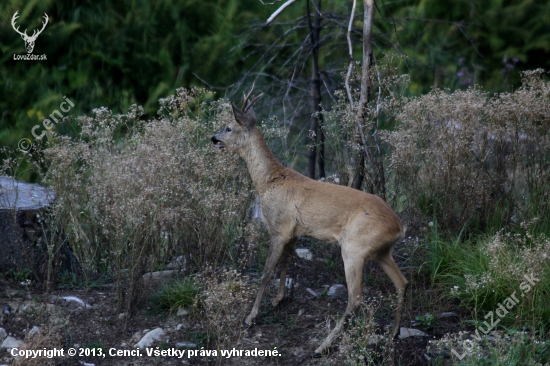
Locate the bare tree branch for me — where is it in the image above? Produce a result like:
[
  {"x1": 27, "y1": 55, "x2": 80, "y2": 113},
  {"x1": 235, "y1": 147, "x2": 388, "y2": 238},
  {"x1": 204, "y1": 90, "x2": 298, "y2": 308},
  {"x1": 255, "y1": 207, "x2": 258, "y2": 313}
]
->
[
  {"x1": 266, "y1": 0, "x2": 299, "y2": 25},
  {"x1": 345, "y1": 0, "x2": 357, "y2": 106}
]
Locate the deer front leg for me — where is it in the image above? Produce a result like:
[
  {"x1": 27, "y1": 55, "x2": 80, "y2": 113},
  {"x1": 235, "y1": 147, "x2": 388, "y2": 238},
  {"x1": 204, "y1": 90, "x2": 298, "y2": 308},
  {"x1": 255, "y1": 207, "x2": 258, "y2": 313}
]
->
[
  {"x1": 272, "y1": 238, "x2": 296, "y2": 307},
  {"x1": 244, "y1": 234, "x2": 292, "y2": 326}
]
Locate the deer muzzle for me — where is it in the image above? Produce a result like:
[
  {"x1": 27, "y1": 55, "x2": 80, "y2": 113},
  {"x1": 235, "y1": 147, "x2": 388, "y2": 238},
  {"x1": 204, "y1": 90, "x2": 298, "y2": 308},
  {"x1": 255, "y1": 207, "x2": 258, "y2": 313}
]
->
[{"x1": 211, "y1": 136, "x2": 225, "y2": 150}]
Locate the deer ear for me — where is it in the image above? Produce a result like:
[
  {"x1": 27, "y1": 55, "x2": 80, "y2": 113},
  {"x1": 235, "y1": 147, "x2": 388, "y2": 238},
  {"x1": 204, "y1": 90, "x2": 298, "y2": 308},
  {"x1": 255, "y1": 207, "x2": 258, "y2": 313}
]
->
[
  {"x1": 245, "y1": 105, "x2": 257, "y2": 120},
  {"x1": 231, "y1": 103, "x2": 257, "y2": 128}
]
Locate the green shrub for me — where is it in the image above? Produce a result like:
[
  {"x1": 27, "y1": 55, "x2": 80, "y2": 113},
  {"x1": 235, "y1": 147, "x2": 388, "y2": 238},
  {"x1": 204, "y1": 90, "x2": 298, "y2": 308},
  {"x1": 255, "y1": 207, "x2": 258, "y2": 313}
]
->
[
  {"x1": 430, "y1": 220, "x2": 550, "y2": 331},
  {"x1": 150, "y1": 277, "x2": 200, "y2": 314}
]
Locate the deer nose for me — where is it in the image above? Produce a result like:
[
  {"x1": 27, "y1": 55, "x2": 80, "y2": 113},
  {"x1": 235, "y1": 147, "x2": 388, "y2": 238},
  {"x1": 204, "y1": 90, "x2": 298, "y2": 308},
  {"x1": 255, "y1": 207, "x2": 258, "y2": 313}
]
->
[{"x1": 211, "y1": 136, "x2": 218, "y2": 144}]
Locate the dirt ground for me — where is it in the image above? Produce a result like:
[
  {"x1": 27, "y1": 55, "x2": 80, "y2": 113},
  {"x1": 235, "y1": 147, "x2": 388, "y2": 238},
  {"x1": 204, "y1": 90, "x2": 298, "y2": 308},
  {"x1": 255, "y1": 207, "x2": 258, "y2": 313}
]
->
[{"x1": 0, "y1": 237, "x2": 464, "y2": 366}]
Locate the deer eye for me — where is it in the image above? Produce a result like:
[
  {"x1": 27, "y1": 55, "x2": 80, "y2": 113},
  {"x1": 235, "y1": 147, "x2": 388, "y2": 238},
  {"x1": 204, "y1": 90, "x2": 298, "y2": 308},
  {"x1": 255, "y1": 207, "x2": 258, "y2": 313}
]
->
[{"x1": 226, "y1": 127, "x2": 232, "y2": 132}]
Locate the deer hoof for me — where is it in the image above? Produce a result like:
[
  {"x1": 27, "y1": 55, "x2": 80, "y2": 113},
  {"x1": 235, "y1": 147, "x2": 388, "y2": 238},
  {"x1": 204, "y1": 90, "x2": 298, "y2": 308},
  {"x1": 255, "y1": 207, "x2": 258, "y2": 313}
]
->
[
  {"x1": 391, "y1": 326, "x2": 400, "y2": 339},
  {"x1": 310, "y1": 351, "x2": 321, "y2": 358},
  {"x1": 242, "y1": 320, "x2": 254, "y2": 329}
]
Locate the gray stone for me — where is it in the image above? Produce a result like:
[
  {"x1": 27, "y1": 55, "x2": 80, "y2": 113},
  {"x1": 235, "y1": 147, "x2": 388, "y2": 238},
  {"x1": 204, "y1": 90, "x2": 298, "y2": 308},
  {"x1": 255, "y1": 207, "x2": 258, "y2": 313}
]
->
[
  {"x1": 273, "y1": 277, "x2": 296, "y2": 288},
  {"x1": 141, "y1": 270, "x2": 178, "y2": 284},
  {"x1": 61, "y1": 296, "x2": 92, "y2": 309},
  {"x1": 176, "y1": 307, "x2": 190, "y2": 316},
  {"x1": 438, "y1": 312, "x2": 458, "y2": 318},
  {"x1": 166, "y1": 256, "x2": 186, "y2": 270},
  {"x1": 0, "y1": 328, "x2": 6, "y2": 342},
  {"x1": 398, "y1": 327, "x2": 427, "y2": 339},
  {"x1": 78, "y1": 361, "x2": 95, "y2": 366},
  {"x1": 295, "y1": 248, "x2": 313, "y2": 260},
  {"x1": 28, "y1": 326, "x2": 40, "y2": 337},
  {"x1": 1, "y1": 336, "x2": 22, "y2": 351},
  {"x1": 327, "y1": 284, "x2": 347, "y2": 297},
  {"x1": 306, "y1": 288, "x2": 319, "y2": 297},
  {"x1": 134, "y1": 328, "x2": 164, "y2": 349},
  {"x1": 176, "y1": 341, "x2": 196, "y2": 348}
]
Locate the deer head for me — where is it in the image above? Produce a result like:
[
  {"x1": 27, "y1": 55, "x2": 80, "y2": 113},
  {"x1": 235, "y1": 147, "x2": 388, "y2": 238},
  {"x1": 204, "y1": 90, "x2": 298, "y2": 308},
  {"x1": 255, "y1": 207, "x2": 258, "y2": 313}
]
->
[
  {"x1": 211, "y1": 86, "x2": 263, "y2": 152},
  {"x1": 12, "y1": 11, "x2": 48, "y2": 54}
]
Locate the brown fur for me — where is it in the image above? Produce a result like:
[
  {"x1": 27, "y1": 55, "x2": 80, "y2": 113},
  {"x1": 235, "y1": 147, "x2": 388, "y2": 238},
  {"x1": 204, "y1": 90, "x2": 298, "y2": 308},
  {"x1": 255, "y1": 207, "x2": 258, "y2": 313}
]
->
[{"x1": 211, "y1": 103, "x2": 408, "y2": 355}]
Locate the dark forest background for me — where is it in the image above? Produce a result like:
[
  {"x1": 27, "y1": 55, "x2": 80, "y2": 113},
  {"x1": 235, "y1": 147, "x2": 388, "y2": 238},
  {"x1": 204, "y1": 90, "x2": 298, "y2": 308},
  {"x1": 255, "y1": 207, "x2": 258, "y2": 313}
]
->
[{"x1": 1, "y1": 0, "x2": 549, "y2": 173}]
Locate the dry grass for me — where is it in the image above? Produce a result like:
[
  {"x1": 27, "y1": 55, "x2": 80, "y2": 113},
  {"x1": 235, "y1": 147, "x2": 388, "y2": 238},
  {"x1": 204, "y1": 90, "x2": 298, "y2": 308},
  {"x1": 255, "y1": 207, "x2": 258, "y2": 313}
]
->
[
  {"x1": 38, "y1": 88, "x2": 257, "y2": 311},
  {"x1": 385, "y1": 69, "x2": 550, "y2": 232}
]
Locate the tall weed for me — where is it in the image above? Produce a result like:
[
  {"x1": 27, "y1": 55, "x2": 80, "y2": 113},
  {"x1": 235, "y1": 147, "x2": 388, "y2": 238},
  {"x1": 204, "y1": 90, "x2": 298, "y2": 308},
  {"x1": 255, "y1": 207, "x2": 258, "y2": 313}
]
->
[
  {"x1": 385, "y1": 69, "x2": 550, "y2": 232},
  {"x1": 40, "y1": 88, "x2": 255, "y2": 309}
]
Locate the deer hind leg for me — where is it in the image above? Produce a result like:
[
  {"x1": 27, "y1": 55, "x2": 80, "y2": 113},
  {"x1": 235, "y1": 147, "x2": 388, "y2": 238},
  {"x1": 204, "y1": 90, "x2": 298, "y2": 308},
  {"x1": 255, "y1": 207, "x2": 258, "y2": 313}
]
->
[
  {"x1": 376, "y1": 251, "x2": 408, "y2": 338},
  {"x1": 244, "y1": 233, "x2": 293, "y2": 326},
  {"x1": 313, "y1": 245, "x2": 368, "y2": 356},
  {"x1": 272, "y1": 238, "x2": 296, "y2": 307}
]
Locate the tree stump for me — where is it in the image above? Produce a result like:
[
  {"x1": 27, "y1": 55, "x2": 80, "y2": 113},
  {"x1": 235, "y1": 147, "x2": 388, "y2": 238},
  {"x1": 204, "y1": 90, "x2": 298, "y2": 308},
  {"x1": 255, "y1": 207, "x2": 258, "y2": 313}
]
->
[{"x1": 0, "y1": 176, "x2": 79, "y2": 283}]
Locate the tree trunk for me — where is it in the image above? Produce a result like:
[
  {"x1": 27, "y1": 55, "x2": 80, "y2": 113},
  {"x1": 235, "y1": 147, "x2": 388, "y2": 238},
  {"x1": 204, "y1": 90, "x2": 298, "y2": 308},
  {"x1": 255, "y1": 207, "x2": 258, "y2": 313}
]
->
[
  {"x1": 318, "y1": 118, "x2": 325, "y2": 179},
  {"x1": 0, "y1": 177, "x2": 80, "y2": 287},
  {"x1": 307, "y1": 0, "x2": 324, "y2": 179},
  {"x1": 351, "y1": 0, "x2": 375, "y2": 191}
]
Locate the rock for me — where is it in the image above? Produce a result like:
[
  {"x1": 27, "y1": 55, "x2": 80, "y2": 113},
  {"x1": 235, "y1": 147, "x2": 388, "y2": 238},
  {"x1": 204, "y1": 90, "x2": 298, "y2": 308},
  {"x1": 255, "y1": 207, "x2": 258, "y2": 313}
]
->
[
  {"x1": 368, "y1": 334, "x2": 383, "y2": 345},
  {"x1": 0, "y1": 328, "x2": 6, "y2": 342},
  {"x1": 118, "y1": 313, "x2": 127, "y2": 319},
  {"x1": 438, "y1": 312, "x2": 458, "y2": 318},
  {"x1": 295, "y1": 248, "x2": 313, "y2": 260},
  {"x1": 28, "y1": 326, "x2": 40, "y2": 337},
  {"x1": 398, "y1": 327, "x2": 428, "y2": 339},
  {"x1": 166, "y1": 256, "x2": 187, "y2": 270},
  {"x1": 134, "y1": 328, "x2": 164, "y2": 349},
  {"x1": 176, "y1": 307, "x2": 190, "y2": 316},
  {"x1": 273, "y1": 277, "x2": 296, "y2": 288},
  {"x1": 141, "y1": 270, "x2": 178, "y2": 285},
  {"x1": 79, "y1": 361, "x2": 95, "y2": 366},
  {"x1": 176, "y1": 341, "x2": 196, "y2": 348},
  {"x1": 327, "y1": 284, "x2": 347, "y2": 297},
  {"x1": 1, "y1": 336, "x2": 22, "y2": 351},
  {"x1": 176, "y1": 324, "x2": 183, "y2": 330},
  {"x1": 305, "y1": 288, "x2": 319, "y2": 297},
  {"x1": 61, "y1": 296, "x2": 92, "y2": 309},
  {"x1": 0, "y1": 177, "x2": 81, "y2": 279}
]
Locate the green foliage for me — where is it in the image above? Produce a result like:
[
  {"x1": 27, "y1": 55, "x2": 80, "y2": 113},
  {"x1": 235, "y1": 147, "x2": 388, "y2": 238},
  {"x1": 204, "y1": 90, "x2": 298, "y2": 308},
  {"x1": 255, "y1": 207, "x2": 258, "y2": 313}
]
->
[
  {"x1": 0, "y1": 0, "x2": 269, "y2": 159},
  {"x1": 429, "y1": 221, "x2": 550, "y2": 331},
  {"x1": 377, "y1": 0, "x2": 550, "y2": 93},
  {"x1": 415, "y1": 313, "x2": 435, "y2": 327},
  {"x1": 3, "y1": 267, "x2": 32, "y2": 282},
  {"x1": 465, "y1": 335, "x2": 550, "y2": 365},
  {"x1": 150, "y1": 277, "x2": 200, "y2": 314}
]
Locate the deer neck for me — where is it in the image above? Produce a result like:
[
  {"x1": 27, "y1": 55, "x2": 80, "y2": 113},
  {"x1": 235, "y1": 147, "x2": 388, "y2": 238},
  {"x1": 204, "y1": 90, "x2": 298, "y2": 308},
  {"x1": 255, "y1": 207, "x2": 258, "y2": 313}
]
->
[{"x1": 238, "y1": 129, "x2": 285, "y2": 193}]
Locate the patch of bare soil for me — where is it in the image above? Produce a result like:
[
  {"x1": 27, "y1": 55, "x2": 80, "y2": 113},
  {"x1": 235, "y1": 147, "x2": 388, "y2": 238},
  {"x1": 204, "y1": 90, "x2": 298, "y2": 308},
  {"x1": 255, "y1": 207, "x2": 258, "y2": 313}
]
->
[{"x1": 0, "y1": 239, "x2": 463, "y2": 365}]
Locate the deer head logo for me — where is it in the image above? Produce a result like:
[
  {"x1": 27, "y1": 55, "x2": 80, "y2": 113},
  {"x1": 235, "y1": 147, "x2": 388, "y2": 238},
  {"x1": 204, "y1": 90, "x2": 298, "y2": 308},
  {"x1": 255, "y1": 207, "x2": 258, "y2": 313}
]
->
[{"x1": 11, "y1": 11, "x2": 48, "y2": 54}]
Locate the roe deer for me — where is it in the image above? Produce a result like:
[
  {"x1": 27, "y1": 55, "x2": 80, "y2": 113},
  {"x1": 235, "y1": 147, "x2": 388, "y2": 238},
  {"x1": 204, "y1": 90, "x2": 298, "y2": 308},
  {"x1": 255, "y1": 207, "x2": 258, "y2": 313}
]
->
[{"x1": 211, "y1": 91, "x2": 408, "y2": 356}]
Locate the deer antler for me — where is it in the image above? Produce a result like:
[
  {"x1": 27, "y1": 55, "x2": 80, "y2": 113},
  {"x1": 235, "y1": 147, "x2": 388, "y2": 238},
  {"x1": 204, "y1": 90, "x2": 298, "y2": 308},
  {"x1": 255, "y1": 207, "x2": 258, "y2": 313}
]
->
[
  {"x1": 32, "y1": 13, "x2": 50, "y2": 37},
  {"x1": 30, "y1": 14, "x2": 48, "y2": 39},
  {"x1": 11, "y1": 11, "x2": 27, "y2": 37},
  {"x1": 11, "y1": 12, "x2": 48, "y2": 40},
  {"x1": 241, "y1": 82, "x2": 264, "y2": 113}
]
